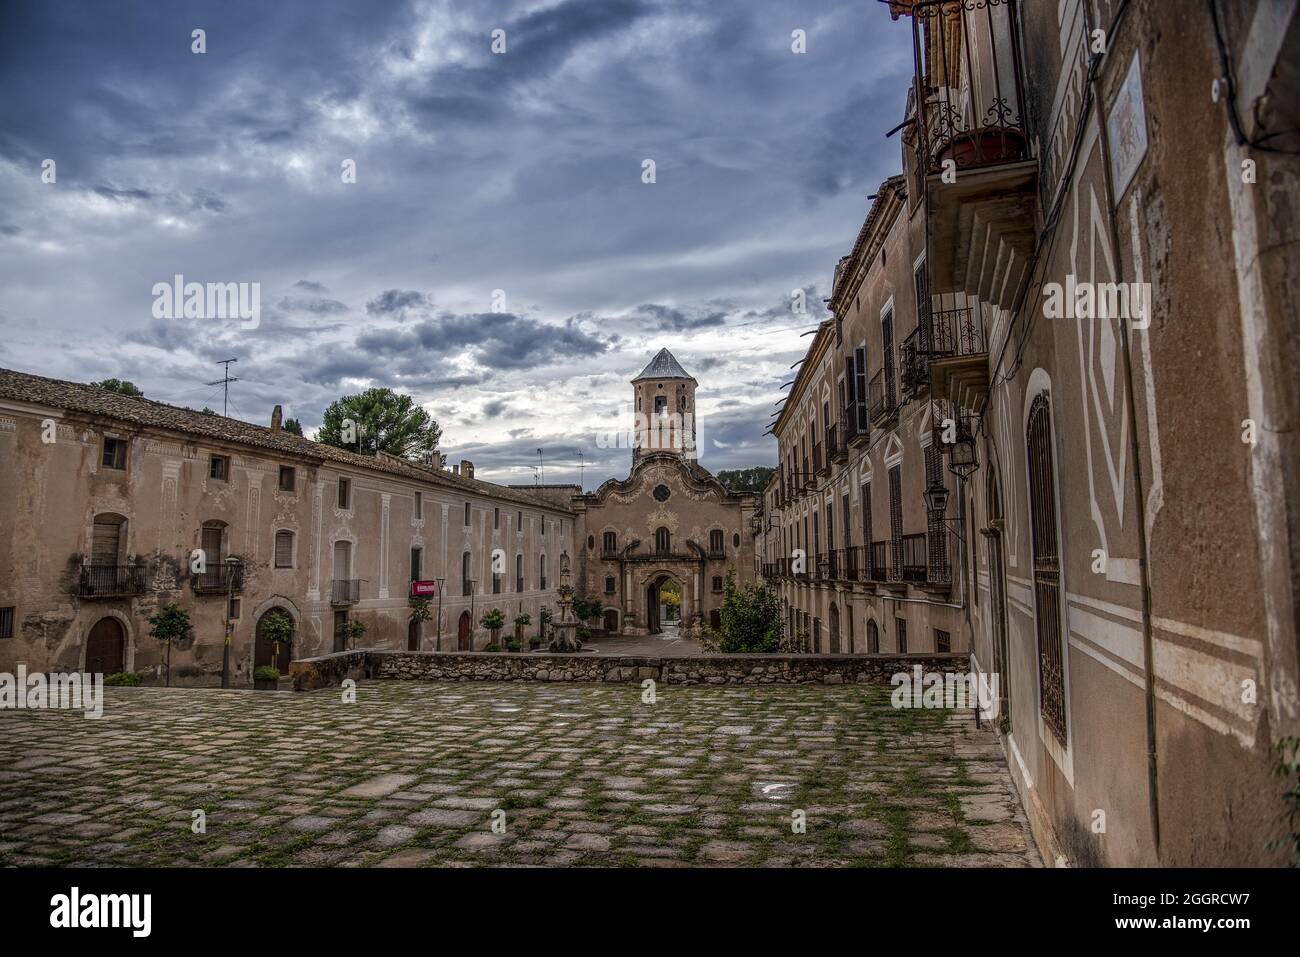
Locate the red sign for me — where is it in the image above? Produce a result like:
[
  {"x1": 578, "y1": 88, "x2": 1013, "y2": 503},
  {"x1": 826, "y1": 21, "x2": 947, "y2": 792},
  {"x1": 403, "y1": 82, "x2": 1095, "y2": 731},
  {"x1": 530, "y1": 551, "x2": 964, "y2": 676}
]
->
[{"x1": 410, "y1": 580, "x2": 439, "y2": 598}]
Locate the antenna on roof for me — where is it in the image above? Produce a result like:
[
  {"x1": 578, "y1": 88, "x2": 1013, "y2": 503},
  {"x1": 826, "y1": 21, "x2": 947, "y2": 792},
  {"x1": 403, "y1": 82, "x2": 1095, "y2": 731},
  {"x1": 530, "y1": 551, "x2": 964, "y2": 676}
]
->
[
  {"x1": 206, "y1": 358, "x2": 239, "y2": 417},
  {"x1": 577, "y1": 450, "x2": 584, "y2": 492},
  {"x1": 537, "y1": 448, "x2": 544, "y2": 485}
]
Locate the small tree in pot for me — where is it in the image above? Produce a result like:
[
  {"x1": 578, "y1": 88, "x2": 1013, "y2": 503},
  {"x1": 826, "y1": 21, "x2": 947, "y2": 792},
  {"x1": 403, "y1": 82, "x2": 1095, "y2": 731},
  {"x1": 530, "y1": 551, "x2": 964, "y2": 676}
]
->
[
  {"x1": 513, "y1": 613, "x2": 532, "y2": 648},
  {"x1": 343, "y1": 618, "x2": 367, "y2": 650},
  {"x1": 260, "y1": 610, "x2": 294, "y2": 670},
  {"x1": 480, "y1": 608, "x2": 506, "y2": 647}
]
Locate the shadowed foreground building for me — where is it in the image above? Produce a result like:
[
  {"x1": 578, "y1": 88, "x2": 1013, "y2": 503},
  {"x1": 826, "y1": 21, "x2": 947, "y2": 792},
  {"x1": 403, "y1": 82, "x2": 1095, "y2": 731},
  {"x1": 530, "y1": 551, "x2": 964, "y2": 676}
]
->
[{"x1": 764, "y1": 0, "x2": 1300, "y2": 866}]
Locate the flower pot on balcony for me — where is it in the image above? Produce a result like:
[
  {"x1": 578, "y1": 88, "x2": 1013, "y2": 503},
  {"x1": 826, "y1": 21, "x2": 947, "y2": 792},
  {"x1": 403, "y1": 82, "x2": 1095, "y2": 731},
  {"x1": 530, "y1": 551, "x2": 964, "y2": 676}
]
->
[{"x1": 938, "y1": 127, "x2": 1027, "y2": 170}]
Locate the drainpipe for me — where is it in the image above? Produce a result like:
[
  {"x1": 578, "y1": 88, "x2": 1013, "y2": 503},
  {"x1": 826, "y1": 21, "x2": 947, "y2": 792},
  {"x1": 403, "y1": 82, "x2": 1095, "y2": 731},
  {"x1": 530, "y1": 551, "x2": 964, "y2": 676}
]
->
[{"x1": 1083, "y1": 0, "x2": 1159, "y2": 858}]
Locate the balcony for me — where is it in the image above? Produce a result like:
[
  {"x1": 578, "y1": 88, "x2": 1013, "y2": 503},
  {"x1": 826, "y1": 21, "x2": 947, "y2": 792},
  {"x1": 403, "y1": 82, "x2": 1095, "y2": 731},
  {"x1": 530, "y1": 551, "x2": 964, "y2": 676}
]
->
[
  {"x1": 868, "y1": 542, "x2": 890, "y2": 583},
  {"x1": 75, "y1": 563, "x2": 148, "y2": 599},
  {"x1": 813, "y1": 441, "x2": 826, "y2": 478},
  {"x1": 600, "y1": 550, "x2": 621, "y2": 560},
  {"x1": 900, "y1": 327, "x2": 930, "y2": 402},
  {"x1": 868, "y1": 370, "x2": 898, "y2": 427},
  {"x1": 331, "y1": 579, "x2": 361, "y2": 605},
  {"x1": 907, "y1": 0, "x2": 1037, "y2": 312},
  {"x1": 828, "y1": 423, "x2": 846, "y2": 464},
  {"x1": 927, "y1": 306, "x2": 989, "y2": 412},
  {"x1": 841, "y1": 401, "x2": 869, "y2": 448},
  {"x1": 193, "y1": 562, "x2": 243, "y2": 595},
  {"x1": 901, "y1": 534, "x2": 929, "y2": 583}
]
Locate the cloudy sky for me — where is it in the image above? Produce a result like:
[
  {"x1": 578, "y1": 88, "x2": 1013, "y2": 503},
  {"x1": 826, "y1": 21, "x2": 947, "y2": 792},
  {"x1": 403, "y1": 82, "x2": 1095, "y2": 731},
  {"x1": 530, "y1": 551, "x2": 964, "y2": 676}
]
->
[{"x1": 0, "y1": 0, "x2": 913, "y2": 488}]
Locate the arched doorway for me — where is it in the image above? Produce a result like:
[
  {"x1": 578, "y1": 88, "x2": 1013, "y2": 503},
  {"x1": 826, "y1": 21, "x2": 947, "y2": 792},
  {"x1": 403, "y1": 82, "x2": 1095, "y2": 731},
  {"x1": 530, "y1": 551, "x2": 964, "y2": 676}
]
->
[
  {"x1": 86, "y1": 617, "x2": 125, "y2": 674},
  {"x1": 457, "y1": 610, "x2": 473, "y2": 651},
  {"x1": 645, "y1": 574, "x2": 681, "y2": 634},
  {"x1": 829, "y1": 603, "x2": 841, "y2": 653},
  {"x1": 603, "y1": 608, "x2": 619, "y2": 633},
  {"x1": 254, "y1": 609, "x2": 293, "y2": 673}
]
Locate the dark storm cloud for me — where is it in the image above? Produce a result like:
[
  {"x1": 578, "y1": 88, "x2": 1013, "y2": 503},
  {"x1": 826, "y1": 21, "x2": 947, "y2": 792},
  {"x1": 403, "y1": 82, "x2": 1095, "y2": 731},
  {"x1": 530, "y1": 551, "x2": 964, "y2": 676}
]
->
[
  {"x1": 0, "y1": 0, "x2": 913, "y2": 485},
  {"x1": 357, "y1": 311, "x2": 612, "y2": 371},
  {"x1": 365, "y1": 289, "x2": 430, "y2": 317}
]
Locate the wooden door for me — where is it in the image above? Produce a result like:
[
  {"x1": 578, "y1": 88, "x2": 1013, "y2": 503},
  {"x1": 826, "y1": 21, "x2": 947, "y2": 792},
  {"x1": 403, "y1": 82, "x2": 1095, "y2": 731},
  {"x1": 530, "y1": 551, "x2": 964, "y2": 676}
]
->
[
  {"x1": 86, "y1": 617, "x2": 125, "y2": 674},
  {"x1": 255, "y1": 611, "x2": 293, "y2": 671},
  {"x1": 457, "y1": 611, "x2": 472, "y2": 651},
  {"x1": 408, "y1": 620, "x2": 420, "y2": 651}
]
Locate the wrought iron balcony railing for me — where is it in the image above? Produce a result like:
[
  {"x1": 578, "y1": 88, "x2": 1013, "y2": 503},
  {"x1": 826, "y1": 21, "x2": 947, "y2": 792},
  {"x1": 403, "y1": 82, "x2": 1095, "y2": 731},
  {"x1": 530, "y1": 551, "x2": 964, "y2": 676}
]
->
[
  {"x1": 827, "y1": 423, "x2": 845, "y2": 463},
  {"x1": 869, "y1": 541, "x2": 890, "y2": 583},
  {"x1": 812, "y1": 441, "x2": 825, "y2": 476},
  {"x1": 331, "y1": 578, "x2": 362, "y2": 604},
  {"x1": 900, "y1": 327, "x2": 930, "y2": 400},
  {"x1": 868, "y1": 370, "x2": 898, "y2": 425},
  {"x1": 76, "y1": 563, "x2": 148, "y2": 599},
  {"x1": 910, "y1": 0, "x2": 1030, "y2": 176},
  {"x1": 193, "y1": 562, "x2": 243, "y2": 595},
  {"x1": 901, "y1": 534, "x2": 929, "y2": 583},
  {"x1": 928, "y1": 306, "x2": 986, "y2": 358}
]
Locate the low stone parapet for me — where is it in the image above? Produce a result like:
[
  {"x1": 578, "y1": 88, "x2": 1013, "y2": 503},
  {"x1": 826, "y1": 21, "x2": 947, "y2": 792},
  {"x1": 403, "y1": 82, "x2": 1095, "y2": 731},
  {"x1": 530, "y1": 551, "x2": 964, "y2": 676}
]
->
[{"x1": 290, "y1": 649, "x2": 969, "y2": 690}]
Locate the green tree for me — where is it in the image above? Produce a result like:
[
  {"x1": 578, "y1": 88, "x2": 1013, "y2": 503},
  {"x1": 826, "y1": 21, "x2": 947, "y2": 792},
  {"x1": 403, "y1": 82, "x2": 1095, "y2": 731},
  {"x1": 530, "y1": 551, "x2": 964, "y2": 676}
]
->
[
  {"x1": 147, "y1": 602, "x2": 194, "y2": 686},
  {"x1": 573, "y1": 595, "x2": 603, "y2": 624},
  {"x1": 317, "y1": 388, "x2": 441, "y2": 460},
  {"x1": 282, "y1": 417, "x2": 304, "y2": 436},
  {"x1": 92, "y1": 378, "x2": 145, "y2": 398},
  {"x1": 261, "y1": 611, "x2": 294, "y2": 665},
  {"x1": 715, "y1": 570, "x2": 782, "y2": 653},
  {"x1": 715, "y1": 467, "x2": 775, "y2": 494}
]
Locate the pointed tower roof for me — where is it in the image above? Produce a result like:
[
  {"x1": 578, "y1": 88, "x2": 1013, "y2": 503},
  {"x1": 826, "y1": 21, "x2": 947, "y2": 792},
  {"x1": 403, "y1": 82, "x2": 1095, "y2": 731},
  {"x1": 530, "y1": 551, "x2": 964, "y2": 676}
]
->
[{"x1": 632, "y1": 348, "x2": 695, "y2": 383}]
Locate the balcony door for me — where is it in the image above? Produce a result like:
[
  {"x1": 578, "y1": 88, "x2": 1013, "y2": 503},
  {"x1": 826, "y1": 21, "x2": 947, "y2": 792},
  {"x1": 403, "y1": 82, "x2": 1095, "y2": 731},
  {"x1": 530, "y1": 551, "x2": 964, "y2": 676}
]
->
[
  {"x1": 91, "y1": 516, "x2": 123, "y2": 566},
  {"x1": 333, "y1": 541, "x2": 351, "y2": 582}
]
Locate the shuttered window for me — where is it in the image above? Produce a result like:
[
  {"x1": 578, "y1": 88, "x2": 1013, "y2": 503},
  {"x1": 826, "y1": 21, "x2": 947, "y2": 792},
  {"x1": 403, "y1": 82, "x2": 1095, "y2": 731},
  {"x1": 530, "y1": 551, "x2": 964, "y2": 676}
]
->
[
  {"x1": 888, "y1": 466, "x2": 902, "y2": 575},
  {"x1": 91, "y1": 519, "x2": 122, "y2": 566},
  {"x1": 274, "y1": 530, "x2": 293, "y2": 568}
]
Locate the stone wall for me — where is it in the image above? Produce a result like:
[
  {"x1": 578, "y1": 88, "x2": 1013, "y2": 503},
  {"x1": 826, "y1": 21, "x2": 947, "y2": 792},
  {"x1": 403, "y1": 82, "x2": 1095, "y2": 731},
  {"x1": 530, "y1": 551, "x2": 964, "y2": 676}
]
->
[{"x1": 290, "y1": 649, "x2": 969, "y2": 690}]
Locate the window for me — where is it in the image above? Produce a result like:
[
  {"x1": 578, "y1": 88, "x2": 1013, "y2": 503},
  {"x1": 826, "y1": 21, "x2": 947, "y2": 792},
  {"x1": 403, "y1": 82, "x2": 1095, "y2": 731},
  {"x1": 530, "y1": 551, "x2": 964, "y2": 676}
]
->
[
  {"x1": 278, "y1": 466, "x2": 295, "y2": 492},
  {"x1": 0, "y1": 607, "x2": 12, "y2": 639},
  {"x1": 1027, "y1": 393, "x2": 1067, "y2": 743},
  {"x1": 91, "y1": 514, "x2": 124, "y2": 567},
  {"x1": 462, "y1": 552, "x2": 472, "y2": 596},
  {"x1": 539, "y1": 554, "x2": 547, "y2": 590},
  {"x1": 587, "y1": 535, "x2": 595, "y2": 550},
  {"x1": 516, "y1": 510, "x2": 522, "y2": 530},
  {"x1": 274, "y1": 530, "x2": 294, "y2": 568},
  {"x1": 228, "y1": 597, "x2": 241, "y2": 620},
  {"x1": 711, "y1": 575, "x2": 723, "y2": 593},
  {"x1": 540, "y1": 518, "x2": 546, "y2": 537},
  {"x1": 897, "y1": 618, "x2": 907, "y2": 653},
  {"x1": 102, "y1": 437, "x2": 127, "y2": 470},
  {"x1": 709, "y1": 529, "x2": 724, "y2": 554},
  {"x1": 410, "y1": 547, "x2": 422, "y2": 582},
  {"x1": 733, "y1": 532, "x2": 740, "y2": 548},
  {"x1": 492, "y1": 570, "x2": 501, "y2": 594},
  {"x1": 414, "y1": 491, "x2": 422, "y2": 520},
  {"x1": 882, "y1": 307, "x2": 896, "y2": 407},
  {"x1": 464, "y1": 502, "x2": 471, "y2": 526},
  {"x1": 209, "y1": 455, "x2": 229, "y2": 481},
  {"x1": 867, "y1": 619, "x2": 879, "y2": 654},
  {"x1": 605, "y1": 576, "x2": 616, "y2": 594},
  {"x1": 494, "y1": 507, "x2": 500, "y2": 530},
  {"x1": 861, "y1": 481, "x2": 872, "y2": 544},
  {"x1": 516, "y1": 554, "x2": 524, "y2": 592},
  {"x1": 603, "y1": 531, "x2": 617, "y2": 554},
  {"x1": 654, "y1": 395, "x2": 668, "y2": 415},
  {"x1": 655, "y1": 527, "x2": 671, "y2": 555},
  {"x1": 935, "y1": 629, "x2": 951, "y2": 653},
  {"x1": 337, "y1": 477, "x2": 351, "y2": 509}
]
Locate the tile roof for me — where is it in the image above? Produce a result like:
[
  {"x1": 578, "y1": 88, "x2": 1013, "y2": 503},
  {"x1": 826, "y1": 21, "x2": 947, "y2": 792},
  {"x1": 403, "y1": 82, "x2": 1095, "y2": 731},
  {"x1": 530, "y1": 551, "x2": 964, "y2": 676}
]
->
[
  {"x1": 0, "y1": 366, "x2": 572, "y2": 513},
  {"x1": 632, "y1": 348, "x2": 694, "y2": 382}
]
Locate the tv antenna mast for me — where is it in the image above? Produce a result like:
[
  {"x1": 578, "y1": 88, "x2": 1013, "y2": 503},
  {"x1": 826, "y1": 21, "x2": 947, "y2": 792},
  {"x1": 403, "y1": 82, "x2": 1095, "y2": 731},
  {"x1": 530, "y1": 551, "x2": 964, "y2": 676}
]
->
[
  {"x1": 206, "y1": 358, "x2": 239, "y2": 416},
  {"x1": 577, "y1": 450, "x2": 584, "y2": 491}
]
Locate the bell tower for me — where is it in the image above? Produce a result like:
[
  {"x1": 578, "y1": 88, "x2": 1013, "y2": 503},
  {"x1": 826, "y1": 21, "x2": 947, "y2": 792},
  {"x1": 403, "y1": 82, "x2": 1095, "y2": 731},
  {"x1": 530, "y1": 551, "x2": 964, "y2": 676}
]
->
[{"x1": 631, "y1": 348, "x2": 697, "y2": 465}]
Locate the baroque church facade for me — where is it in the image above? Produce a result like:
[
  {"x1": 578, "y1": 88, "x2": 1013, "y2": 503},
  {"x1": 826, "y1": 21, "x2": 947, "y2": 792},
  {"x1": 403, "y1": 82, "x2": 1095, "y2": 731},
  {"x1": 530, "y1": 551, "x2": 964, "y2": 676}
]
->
[{"x1": 570, "y1": 349, "x2": 759, "y2": 636}]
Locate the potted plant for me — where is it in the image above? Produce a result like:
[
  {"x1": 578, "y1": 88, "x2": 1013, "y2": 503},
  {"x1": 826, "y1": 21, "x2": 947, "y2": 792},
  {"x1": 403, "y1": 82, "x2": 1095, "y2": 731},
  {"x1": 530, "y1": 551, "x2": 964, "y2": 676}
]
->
[
  {"x1": 343, "y1": 618, "x2": 366, "y2": 649},
  {"x1": 480, "y1": 608, "x2": 505, "y2": 646},
  {"x1": 409, "y1": 596, "x2": 432, "y2": 642},
  {"x1": 147, "y1": 602, "x2": 193, "y2": 687},
  {"x1": 260, "y1": 609, "x2": 294, "y2": 667},
  {"x1": 253, "y1": 665, "x2": 280, "y2": 690},
  {"x1": 513, "y1": 612, "x2": 532, "y2": 645},
  {"x1": 505, "y1": 638, "x2": 521, "y2": 652}
]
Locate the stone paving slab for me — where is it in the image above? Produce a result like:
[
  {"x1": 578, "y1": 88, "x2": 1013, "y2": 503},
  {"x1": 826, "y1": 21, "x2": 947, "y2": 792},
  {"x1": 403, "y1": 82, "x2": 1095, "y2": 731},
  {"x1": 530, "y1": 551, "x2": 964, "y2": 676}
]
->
[{"x1": 0, "y1": 682, "x2": 1040, "y2": 868}]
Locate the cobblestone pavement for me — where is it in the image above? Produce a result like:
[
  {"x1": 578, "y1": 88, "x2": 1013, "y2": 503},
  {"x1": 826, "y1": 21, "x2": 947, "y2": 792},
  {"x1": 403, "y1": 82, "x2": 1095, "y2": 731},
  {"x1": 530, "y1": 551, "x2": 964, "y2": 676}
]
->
[{"x1": 0, "y1": 682, "x2": 1041, "y2": 867}]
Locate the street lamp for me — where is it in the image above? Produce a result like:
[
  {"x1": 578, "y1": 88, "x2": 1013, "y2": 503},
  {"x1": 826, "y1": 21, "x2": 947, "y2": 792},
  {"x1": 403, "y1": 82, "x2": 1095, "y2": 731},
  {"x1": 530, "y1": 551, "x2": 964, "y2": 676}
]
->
[
  {"x1": 222, "y1": 557, "x2": 241, "y2": 689},
  {"x1": 923, "y1": 482, "x2": 950, "y2": 516},
  {"x1": 948, "y1": 432, "x2": 979, "y2": 478}
]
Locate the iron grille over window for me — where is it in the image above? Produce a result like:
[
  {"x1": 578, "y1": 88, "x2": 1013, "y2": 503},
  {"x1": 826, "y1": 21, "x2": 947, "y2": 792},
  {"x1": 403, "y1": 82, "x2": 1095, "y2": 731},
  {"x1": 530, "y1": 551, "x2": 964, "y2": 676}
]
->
[{"x1": 1027, "y1": 394, "x2": 1067, "y2": 743}]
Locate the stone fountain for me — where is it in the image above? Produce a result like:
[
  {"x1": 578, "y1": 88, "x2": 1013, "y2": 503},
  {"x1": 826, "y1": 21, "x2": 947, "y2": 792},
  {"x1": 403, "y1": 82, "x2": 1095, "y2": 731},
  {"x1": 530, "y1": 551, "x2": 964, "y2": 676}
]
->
[{"x1": 548, "y1": 550, "x2": 583, "y2": 652}]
